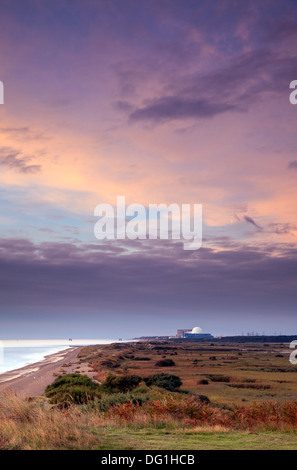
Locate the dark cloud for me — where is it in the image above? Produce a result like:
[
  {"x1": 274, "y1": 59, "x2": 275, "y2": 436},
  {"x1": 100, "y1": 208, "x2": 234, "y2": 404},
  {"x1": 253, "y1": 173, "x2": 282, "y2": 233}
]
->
[
  {"x1": 243, "y1": 215, "x2": 262, "y2": 231},
  {"x1": 129, "y1": 97, "x2": 236, "y2": 122},
  {"x1": 267, "y1": 222, "x2": 297, "y2": 235},
  {"x1": 127, "y1": 46, "x2": 297, "y2": 123},
  {"x1": 263, "y1": 18, "x2": 297, "y2": 45},
  {"x1": 121, "y1": 2, "x2": 297, "y2": 125},
  {"x1": 288, "y1": 161, "x2": 297, "y2": 170},
  {"x1": 114, "y1": 100, "x2": 135, "y2": 112},
  {"x1": 0, "y1": 238, "x2": 296, "y2": 319},
  {"x1": 0, "y1": 147, "x2": 41, "y2": 174}
]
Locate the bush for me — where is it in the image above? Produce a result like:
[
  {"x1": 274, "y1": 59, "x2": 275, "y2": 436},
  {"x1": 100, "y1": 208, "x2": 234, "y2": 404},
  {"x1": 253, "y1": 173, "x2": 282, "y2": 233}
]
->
[
  {"x1": 45, "y1": 374, "x2": 101, "y2": 406},
  {"x1": 198, "y1": 379, "x2": 209, "y2": 385},
  {"x1": 94, "y1": 392, "x2": 151, "y2": 412},
  {"x1": 100, "y1": 359, "x2": 121, "y2": 369},
  {"x1": 144, "y1": 373, "x2": 182, "y2": 391},
  {"x1": 196, "y1": 394, "x2": 210, "y2": 404},
  {"x1": 102, "y1": 374, "x2": 142, "y2": 393},
  {"x1": 133, "y1": 357, "x2": 151, "y2": 361},
  {"x1": 155, "y1": 359, "x2": 176, "y2": 367},
  {"x1": 206, "y1": 374, "x2": 231, "y2": 382}
]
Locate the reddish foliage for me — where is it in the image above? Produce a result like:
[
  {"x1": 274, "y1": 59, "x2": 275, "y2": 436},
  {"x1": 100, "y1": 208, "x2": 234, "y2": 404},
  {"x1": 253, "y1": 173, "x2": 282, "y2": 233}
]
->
[{"x1": 108, "y1": 398, "x2": 297, "y2": 430}]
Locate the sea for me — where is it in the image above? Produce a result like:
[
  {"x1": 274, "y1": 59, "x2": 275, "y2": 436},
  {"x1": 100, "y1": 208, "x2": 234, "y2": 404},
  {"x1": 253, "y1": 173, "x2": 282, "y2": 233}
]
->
[
  {"x1": 0, "y1": 339, "x2": 125, "y2": 374},
  {"x1": 0, "y1": 345, "x2": 71, "y2": 374}
]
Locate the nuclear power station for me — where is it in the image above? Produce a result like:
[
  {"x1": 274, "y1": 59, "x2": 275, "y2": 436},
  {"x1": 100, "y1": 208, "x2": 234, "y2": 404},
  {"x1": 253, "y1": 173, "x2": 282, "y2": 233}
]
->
[{"x1": 176, "y1": 326, "x2": 213, "y2": 339}]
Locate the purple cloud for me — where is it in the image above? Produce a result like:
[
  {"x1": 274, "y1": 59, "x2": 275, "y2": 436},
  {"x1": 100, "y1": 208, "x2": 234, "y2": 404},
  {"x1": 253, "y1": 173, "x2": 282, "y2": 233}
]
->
[
  {"x1": 288, "y1": 161, "x2": 297, "y2": 170},
  {"x1": 0, "y1": 147, "x2": 41, "y2": 174},
  {"x1": 243, "y1": 215, "x2": 262, "y2": 231},
  {"x1": 0, "y1": 238, "x2": 296, "y2": 320},
  {"x1": 129, "y1": 97, "x2": 236, "y2": 123}
]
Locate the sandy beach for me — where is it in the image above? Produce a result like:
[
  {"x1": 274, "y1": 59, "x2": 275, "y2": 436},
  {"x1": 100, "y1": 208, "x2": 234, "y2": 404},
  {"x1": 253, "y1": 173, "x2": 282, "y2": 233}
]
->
[{"x1": 0, "y1": 346, "x2": 95, "y2": 397}]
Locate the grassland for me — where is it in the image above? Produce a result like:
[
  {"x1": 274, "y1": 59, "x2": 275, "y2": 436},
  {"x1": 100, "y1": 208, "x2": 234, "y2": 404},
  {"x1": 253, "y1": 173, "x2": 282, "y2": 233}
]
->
[
  {"x1": 1, "y1": 339, "x2": 297, "y2": 450},
  {"x1": 78, "y1": 339, "x2": 297, "y2": 407}
]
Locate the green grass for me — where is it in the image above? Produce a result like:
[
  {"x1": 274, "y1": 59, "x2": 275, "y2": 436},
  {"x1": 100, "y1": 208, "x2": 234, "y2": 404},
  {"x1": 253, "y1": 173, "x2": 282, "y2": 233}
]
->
[{"x1": 92, "y1": 427, "x2": 297, "y2": 450}]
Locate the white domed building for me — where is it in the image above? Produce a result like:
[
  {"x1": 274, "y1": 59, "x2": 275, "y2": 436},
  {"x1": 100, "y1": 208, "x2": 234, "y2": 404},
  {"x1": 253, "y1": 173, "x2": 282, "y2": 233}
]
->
[{"x1": 183, "y1": 326, "x2": 213, "y2": 339}]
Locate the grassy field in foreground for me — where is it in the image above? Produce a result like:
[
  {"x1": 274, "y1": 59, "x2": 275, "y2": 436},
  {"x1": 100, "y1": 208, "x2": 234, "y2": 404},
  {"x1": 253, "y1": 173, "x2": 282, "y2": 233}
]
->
[
  {"x1": 1, "y1": 396, "x2": 297, "y2": 450},
  {"x1": 1, "y1": 340, "x2": 297, "y2": 450},
  {"x1": 93, "y1": 427, "x2": 297, "y2": 450}
]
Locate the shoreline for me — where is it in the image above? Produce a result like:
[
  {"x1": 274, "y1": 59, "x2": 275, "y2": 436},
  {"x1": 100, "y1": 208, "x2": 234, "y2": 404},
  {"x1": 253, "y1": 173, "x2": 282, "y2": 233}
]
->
[
  {"x1": 0, "y1": 346, "x2": 89, "y2": 397},
  {"x1": 0, "y1": 345, "x2": 72, "y2": 376}
]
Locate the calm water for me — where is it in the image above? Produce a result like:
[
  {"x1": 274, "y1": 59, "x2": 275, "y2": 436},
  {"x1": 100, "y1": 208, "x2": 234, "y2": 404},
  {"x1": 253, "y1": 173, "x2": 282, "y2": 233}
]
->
[
  {"x1": 0, "y1": 345, "x2": 71, "y2": 374},
  {"x1": 0, "y1": 338, "x2": 127, "y2": 374}
]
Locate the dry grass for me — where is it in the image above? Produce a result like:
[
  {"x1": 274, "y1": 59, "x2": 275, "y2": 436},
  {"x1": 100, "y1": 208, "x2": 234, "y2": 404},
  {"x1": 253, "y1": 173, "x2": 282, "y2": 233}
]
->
[
  {"x1": 1, "y1": 388, "x2": 297, "y2": 450},
  {"x1": 0, "y1": 339, "x2": 296, "y2": 449},
  {"x1": 0, "y1": 390, "x2": 102, "y2": 449},
  {"x1": 190, "y1": 425, "x2": 231, "y2": 433},
  {"x1": 79, "y1": 340, "x2": 297, "y2": 408},
  {"x1": 1, "y1": 389, "x2": 297, "y2": 449},
  {"x1": 0, "y1": 390, "x2": 37, "y2": 422}
]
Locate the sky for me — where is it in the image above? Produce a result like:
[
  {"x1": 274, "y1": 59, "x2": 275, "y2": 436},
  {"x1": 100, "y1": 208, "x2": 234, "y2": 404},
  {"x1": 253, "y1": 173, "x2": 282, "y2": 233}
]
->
[{"x1": 0, "y1": 0, "x2": 297, "y2": 339}]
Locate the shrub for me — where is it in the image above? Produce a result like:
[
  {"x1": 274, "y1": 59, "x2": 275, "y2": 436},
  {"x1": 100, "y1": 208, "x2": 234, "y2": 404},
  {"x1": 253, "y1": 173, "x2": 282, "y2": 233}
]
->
[
  {"x1": 206, "y1": 374, "x2": 231, "y2": 382},
  {"x1": 198, "y1": 379, "x2": 209, "y2": 385},
  {"x1": 155, "y1": 359, "x2": 176, "y2": 367},
  {"x1": 100, "y1": 359, "x2": 121, "y2": 369},
  {"x1": 146, "y1": 397, "x2": 214, "y2": 422},
  {"x1": 144, "y1": 373, "x2": 182, "y2": 391},
  {"x1": 102, "y1": 374, "x2": 142, "y2": 393},
  {"x1": 133, "y1": 357, "x2": 151, "y2": 361},
  {"x1": 45, "y1": 374, "x2": 101, "y2": 406},
  {"x1": 94, "y1": 392, "x2": 151, "y2": 412},
  {"x1": 227, "y1": 383, "x2": 271, "y2": 390},
  {"x1": 196, "y1": 395, "x2": 210, "y2": 404}
]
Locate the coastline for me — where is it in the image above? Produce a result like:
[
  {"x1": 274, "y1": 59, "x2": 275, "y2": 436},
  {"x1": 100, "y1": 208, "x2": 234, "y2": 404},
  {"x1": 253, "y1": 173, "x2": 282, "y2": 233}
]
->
[{"x1": 0, "y1": 346, "x2": 91, "y2": 397}]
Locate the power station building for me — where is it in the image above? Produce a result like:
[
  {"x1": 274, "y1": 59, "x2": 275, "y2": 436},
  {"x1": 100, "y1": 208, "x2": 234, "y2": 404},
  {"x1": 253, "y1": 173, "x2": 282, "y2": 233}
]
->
[
  {"x1": 179, "y1": 326, "x2": 213, "y2": 339},
  {"x1": 176, "y1": 329, "x2": 192, "y2": 338}
]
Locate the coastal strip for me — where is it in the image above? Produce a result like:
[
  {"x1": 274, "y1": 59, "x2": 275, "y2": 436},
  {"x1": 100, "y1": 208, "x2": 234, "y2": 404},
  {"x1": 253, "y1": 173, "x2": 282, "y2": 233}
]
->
[{"x1": 0, "y1": 346, "x2": 89, "y2": 397}]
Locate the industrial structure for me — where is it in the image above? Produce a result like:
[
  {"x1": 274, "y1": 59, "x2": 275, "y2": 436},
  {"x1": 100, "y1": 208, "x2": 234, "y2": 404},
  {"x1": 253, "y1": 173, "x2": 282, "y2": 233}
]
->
[
  {"x1": 176, "y1": 329, "x2": 191, "y2": 338},
  {"x1": 177, "y1": 326, "x2": 213, "y2": 339}
]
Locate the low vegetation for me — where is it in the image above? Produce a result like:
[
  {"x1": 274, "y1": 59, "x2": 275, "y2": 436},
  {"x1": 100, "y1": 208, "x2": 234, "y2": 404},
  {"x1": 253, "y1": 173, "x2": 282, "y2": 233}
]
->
[
  {"x1": 1, "y1": 389, "x2": 297, "y2": 449},
  {"x1": 102, "y1": 374, "x2": 142, "y2": 393},
  {"x1": 143, "y1": 373, "x2": 182, "y2": 391},
  {"x1": 155, "y1": 359, "x2": 176, "y2": 367},
  {"x1": 1, "y1": 339, "x2": 297, "y2": 449},
  {"x1": 45, "y1": 373, "x2": 101, "y2": 405}
]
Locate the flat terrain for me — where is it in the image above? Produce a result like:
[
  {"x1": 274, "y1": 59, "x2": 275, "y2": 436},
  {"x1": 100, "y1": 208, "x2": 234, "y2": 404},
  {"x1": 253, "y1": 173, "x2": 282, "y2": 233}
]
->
[
  {"x1": 79, "y1": 339, "x2": 297, "y2": 407},
  {"x1": 93, "y1": 427, "x2": 297, "y2": 450},
  {"x1": 1, "y1": 339, "x2": 297, "y2": 450},
  {"x1": 1, "y1": 339, "x2": 295, "y2": 405}
]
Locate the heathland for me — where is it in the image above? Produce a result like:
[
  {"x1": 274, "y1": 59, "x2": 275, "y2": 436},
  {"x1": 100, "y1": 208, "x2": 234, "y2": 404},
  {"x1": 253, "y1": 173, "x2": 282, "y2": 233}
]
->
[{"x1": 0, "y1": 339, "x2": 297, "y2": 450}]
